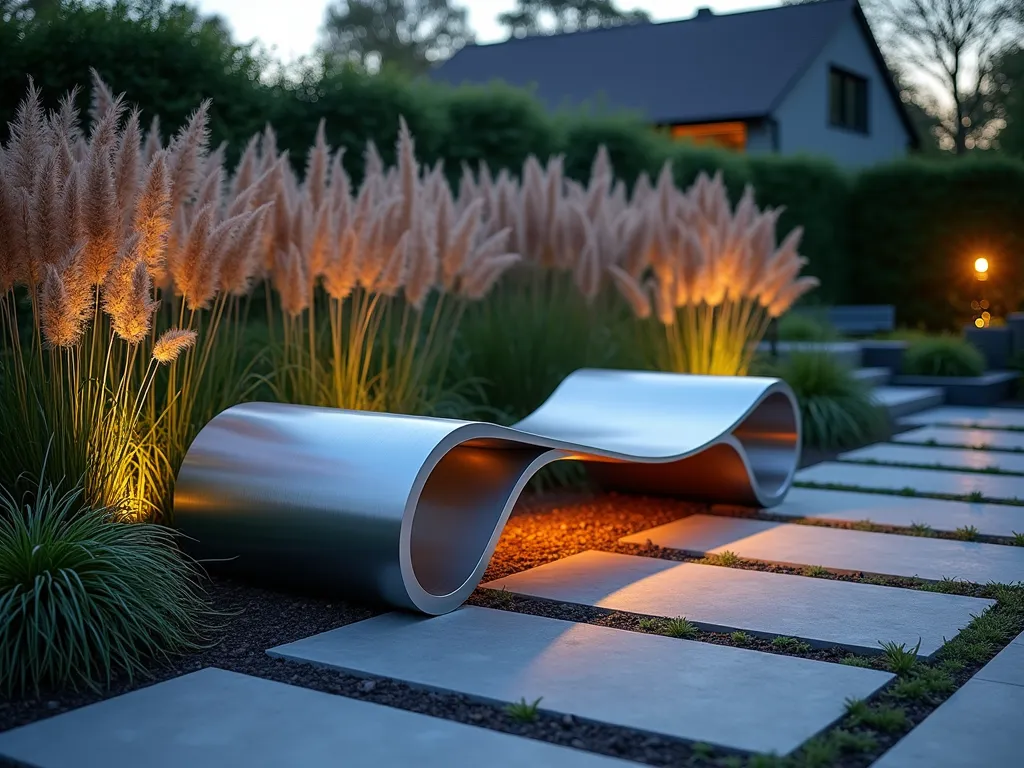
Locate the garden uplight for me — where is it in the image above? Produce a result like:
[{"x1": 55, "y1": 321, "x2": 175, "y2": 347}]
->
[{"x1": 974, "y1": 257, "x2": 989, "y2": 280}]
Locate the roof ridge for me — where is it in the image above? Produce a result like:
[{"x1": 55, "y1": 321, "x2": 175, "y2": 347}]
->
[{"x1": 461, "y1": 0, "x2": 855, "y2": 50}]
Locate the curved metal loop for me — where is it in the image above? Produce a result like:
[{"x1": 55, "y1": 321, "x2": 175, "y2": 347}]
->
[{"x1": 174, "y1": 369, "x2": 801, "y2": 615}]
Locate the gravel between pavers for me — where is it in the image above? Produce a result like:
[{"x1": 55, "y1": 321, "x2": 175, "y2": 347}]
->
[{"x1": 0, "y1": 493, "x2": 716, "y2": 768}]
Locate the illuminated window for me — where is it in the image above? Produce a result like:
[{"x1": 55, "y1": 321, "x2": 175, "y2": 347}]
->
[
  {"x1": 829, "y1": 67, "x2": 868, "y2": 133},
  {"x1": 669, "y1": 122, "x2": 747, "y2": 152}
]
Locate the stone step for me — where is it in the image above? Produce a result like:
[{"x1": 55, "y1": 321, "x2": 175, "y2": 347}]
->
[
  {"x1": 872, "y1": 635, "x2": 1024, "y2": 767},
  {"x1": 840, "y1": 443, "x2": 1024, "y2": 474},
  {"x1": 853, "y1": 367, "x2": 892, "y2": 387},
  {"x1": 0, "y1": 668, "x2": 632, "y2": 768},
  {"x1": 620, "y1": 514, "x2": 1024, "y2": 584},
  {"x1": 270, "y1": 606, "x2": 893, "y2": 756},
  {"x1": 480, "y1": 550, "x2": 991, "y2": 657},
  {"x1": 796, "y1": 461, "x2": 1024, "y2": 503},
  {"x1": 763, "y1": 487, "x2": 1024, "y2": 538},
  {"x1": 895, "y1": 425, "x2": 1024, "y2": 451},
  {"x1": 871, "y1": 386, "x2": 946, "y2": 419},
  {"x1": 901, "y1": 406, "x2": 1024, "y2": 429}
]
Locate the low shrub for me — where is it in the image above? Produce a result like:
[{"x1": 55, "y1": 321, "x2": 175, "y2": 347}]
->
[
  {"x1": 0, "y1": 478, "x2": 210, "y2": 696},
  {"x1": 777, "y1": 311, "x2": 838, "y2": 342},
  {"x1": 903, "y1": 336, "x2": 986, "y2": 377},
  {"x1": 761, "y1": 352, "x2": 889, "y2": 451}
]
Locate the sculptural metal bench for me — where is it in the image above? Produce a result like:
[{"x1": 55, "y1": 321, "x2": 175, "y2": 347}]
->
[{"x1": 175, "y1": 369, "x2": 801, "y2": 615}]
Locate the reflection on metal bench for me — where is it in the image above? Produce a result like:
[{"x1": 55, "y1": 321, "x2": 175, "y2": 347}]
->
[{"x1": 174, "y1": 369, "x2": 801, "y2": 615}]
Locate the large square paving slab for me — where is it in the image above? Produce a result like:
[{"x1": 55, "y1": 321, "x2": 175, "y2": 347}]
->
[
  {"x1": 764, "y1": 487, "x2": 1024, "y2": 538},
  {"x1": 894, "y1": 425, "x2": 1024, "y2": 451},
  {"x1": 620, "y1": 515, "x2": 1024, "y2": 584},
  {"x1": 0, "y1": 668, "x2": 633, "y2": 768},
  {"x1": 841, "y1": 443, "x2": 1024, "y2": 474},
  {"x1": 796, "y1": 461, "x2": 1024, "y2": 502},
  {"x1": 270, "y1": 606, "x2": 893, "y2": 755},
  {"x1": 872, "y1": 678, "x2": 1023, "y2": 767},
  {"x1": 973, "y1": 630, "x2": 1024, "y2": 687},
  {"x1": 480, "y1": 551, "x2": 990, "y2": 656},
  {"x1": 901, "y1": 406, "x2": 1024, "y2": 429}
]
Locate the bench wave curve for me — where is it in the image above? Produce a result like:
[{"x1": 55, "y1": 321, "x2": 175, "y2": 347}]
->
[{"x1": 174, "y1": 369, "x2": 801, "y2": 615}]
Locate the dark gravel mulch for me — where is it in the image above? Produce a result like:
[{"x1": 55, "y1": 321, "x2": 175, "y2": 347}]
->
[{"x1": 0, "y1": 493, "x2": 729, "y2": 767}]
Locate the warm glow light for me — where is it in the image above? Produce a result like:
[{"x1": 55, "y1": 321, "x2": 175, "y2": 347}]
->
[
  {"x1": 975, "y1": 257, "x2": 989, "y2": 274},
  {"x1": 975, "y1": 318, "x2": 985, "y2": 328}
]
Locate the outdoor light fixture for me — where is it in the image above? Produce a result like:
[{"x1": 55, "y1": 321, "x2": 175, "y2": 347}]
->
[
  {"x1": 175, "y1": 369, "x2": 802, "y2": 615},
  {"x1": 972, "y1": 256, "x2": 992, "y2": 327},
  {"x1": 974, "y1": 256, "x2": 990, "y2": 281}
]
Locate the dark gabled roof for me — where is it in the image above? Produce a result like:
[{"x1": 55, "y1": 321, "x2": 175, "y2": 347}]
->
[{"x1": 431, "y1": 0, "x2": 915, "y2": 144}]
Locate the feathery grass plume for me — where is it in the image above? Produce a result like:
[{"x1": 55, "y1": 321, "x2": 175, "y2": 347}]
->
[
  {"x1": 110, "y1": 260, "x2": 158, "y2": 344},
  {"x1": 81, "y1": 123, "x2": 120, "y2": 285},
  {"x1": 167, "y1": 101, "x2": 211, "y2": 219},
  {"x1": 604, "y1": 167, "x2": 820, "y2": 376},
  {"x1": 113, "y1": 108, "x2": 141, "y2": 236},
  {"x1": 133, "y1": 151, "x2": 171, "y2": 276},
  {"x1": 142, "y1": 115, "x2": 162, "y2": 165},
  {"x1": 152, "y1": 328, "x2": 197, "y2": 364},
  {"x1": 88, "y1": 68, "x2": 117, "y2": 126},
  {"x1": 39, "y1": 261, "x2": 85, "y2": 348},
  {"x1": 1, "y1": 80, "x2": 264, "y2": 524}
]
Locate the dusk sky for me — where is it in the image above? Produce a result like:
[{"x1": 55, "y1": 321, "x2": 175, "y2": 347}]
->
[{"x1": 194, "y1": 0, "x2": 779, "y2": 62}]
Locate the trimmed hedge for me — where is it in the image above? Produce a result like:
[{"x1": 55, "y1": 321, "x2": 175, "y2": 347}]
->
[
  {"x1": 849, "y1": 158, "x2": 1024, "y2": 329},
  {"x1": 4, "y1": 3, "x2": 1024, "y2": 328}
]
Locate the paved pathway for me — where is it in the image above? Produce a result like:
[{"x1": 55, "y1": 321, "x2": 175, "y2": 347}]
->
[{"x1": 3, "y1": 404, "x2": 1023, "y2": 767}]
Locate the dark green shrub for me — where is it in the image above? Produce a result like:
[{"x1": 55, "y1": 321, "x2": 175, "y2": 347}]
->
[
  {"x1": 761, "y1": 352, "x2": 889, "y2": 451},
  {"x1": 451, "y1": 276, "x2": 632, "y2": 423},
  {"x1": 433, "y1": 82, "x2": 557, "y2": 180},
  {"x1": 0, "y1": 477, "x2": 210, "y2": 695},
  {"x1": 849, "y1": 157, "x2": 1024, "y2": 329},
  {"x1": 270, "y1": 64, "x2": 447, "y2": 182},
  {"x1": 668, "y1": 143, "x2": 753, "y2": 202},
  {"x1": 777, "y1": 311, "x2": 839, "y2": 342},
  {"x1": 0, "y1": 1, "x2": 272, "y2": 156},
  {"x1": 748, "y1": 155, "x2": 851, "y2": 301},
  {"x1": 903, "y1": 336, "x2": 986, "y2": 377},
  {"x1": 556, "y1": 112, "x2": 672, "y2": 186}
]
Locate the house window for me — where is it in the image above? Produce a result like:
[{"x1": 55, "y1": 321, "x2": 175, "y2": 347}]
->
[
  {"x1": 829, "y1": 67, "x2": 868, "y2": 133},
  {"x1": 668, "y1": 122, "x2": 747, "y2": 152}
]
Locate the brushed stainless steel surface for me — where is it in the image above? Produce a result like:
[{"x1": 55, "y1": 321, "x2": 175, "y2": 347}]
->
[{"x1": 175, "y1": 369, "x2": 800, "y2": 615}]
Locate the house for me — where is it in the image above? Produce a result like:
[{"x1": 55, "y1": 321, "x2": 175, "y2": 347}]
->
[{"x1": 431, "y1": 0, "x2": 919, "y2": 168}]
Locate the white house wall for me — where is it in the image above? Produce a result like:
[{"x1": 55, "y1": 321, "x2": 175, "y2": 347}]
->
[{"x1": 770, "y1": 14, "x2": 910, "y2": 168}]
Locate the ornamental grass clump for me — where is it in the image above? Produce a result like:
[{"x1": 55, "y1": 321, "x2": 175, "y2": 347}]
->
[
  {"x1": 0, "y1": 474, "x2": 210, "y2": 696},
  {"x1": 252, "y1": 119, "x2": 521, "y2": 416},
  {"x1": 903, "y1": 336, "x2": 986, "y2": 378},
  {"x1": 764, "y1": 351, "x2": 889, "y2": 451},
  {"x1": 0, "y1": 75, "x2": 268, "y2": 520},
  {"x1": 605, "y1": 169, "x2": 820, "y2": 376}
]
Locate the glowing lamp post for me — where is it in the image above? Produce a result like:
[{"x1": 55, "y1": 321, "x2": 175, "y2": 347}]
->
[{"x1": 972, "y1": 256, "x2": 991, "y2": 328}]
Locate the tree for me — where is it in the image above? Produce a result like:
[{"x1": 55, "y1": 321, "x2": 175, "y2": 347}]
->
[
  {"x1": 498, "y1": 0, "x2": 649, "y2": 38},
  {"x1": 863, "y1": 0, "x2": 1018, "y2": 154},
  {"x1": 0, "y1": 1, "x2": 272, "y2": 152},
  {"x1": 990, "y1": 44, "x2": 1024, "y2": 155},
  {"x1": 320, "y1": 0, "x2": 473, "y2": 75}
]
